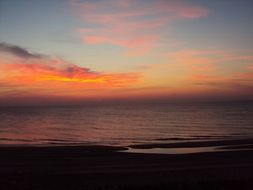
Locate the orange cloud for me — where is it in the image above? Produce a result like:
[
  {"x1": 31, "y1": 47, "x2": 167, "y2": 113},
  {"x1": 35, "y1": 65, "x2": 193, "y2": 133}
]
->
[
  {"x1": 0, "y1": 53, "x2": 140, "y2": 98},
  {"x1": 73, "y1": 0, "x2": 208, "y2": 56}
]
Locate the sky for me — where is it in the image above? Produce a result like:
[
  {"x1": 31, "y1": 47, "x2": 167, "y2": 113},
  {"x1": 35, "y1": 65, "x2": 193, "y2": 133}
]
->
[{"x1": 0, "y1": 0, "x2": 253, "y2": 105}]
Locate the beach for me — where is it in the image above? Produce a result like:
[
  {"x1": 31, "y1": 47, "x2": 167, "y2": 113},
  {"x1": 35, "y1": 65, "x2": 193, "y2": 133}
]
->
[{"x1": 1, "y1": 138, "x2": 253, "y2": 190}]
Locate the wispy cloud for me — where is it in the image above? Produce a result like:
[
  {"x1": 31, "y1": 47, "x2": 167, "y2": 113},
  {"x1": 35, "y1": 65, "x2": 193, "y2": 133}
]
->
[
  {"x1": 168, "y1": 49, "x2": 219, "y2": 72},
  {"x1": 0, "y1": 42, "x2": 45, "y2": 59},
  {"x1": 187, "y1": 53, "x2": 253, "y2": 93},
  {"x1": 139, "y1": 48, "x2": 253, "y2": 98},
  {"x1": 73, "y1": 0, "x2": 208, "y2": 56}
]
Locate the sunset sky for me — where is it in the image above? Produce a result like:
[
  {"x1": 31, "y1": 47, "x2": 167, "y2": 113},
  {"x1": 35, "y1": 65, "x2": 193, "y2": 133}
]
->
[{"x1": 0, "y1": 0, "x2": 253, "y2": 105}]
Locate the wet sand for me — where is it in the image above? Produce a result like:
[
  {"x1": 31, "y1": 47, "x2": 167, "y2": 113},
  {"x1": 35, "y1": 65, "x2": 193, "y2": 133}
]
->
[{"x1": 1, "y1": 139, "x2": 253, "y2": 190}]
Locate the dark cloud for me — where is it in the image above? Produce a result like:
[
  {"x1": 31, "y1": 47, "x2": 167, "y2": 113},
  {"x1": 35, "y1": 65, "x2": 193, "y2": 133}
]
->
[{"x1": 0, "y1": 42, "x2": 45, "y2": 59}]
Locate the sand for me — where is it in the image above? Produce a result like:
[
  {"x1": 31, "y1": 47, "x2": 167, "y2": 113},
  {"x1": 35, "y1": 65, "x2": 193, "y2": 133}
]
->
[{"x1": 1, "y1": 138, "x2": 253, "y2": 190}]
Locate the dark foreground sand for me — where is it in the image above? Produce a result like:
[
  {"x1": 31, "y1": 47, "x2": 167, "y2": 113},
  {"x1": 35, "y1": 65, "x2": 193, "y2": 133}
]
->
[{"x1": 1, "y1": 139, "x2": 253, "y2": 190}]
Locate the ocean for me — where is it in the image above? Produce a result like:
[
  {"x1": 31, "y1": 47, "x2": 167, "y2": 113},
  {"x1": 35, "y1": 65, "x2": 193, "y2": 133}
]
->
[{"x1": 0, "y1": 101, "x2": 253, "y2": 146}]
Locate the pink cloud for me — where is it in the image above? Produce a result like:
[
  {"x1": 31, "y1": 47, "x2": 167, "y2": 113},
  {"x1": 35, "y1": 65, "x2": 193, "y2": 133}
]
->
[
  {"x1": 73, "y1": 0, "x2": 208, "y2": 56},
  {"x1": 178, "y1": 4, "x2": 208, "y2": 18}
]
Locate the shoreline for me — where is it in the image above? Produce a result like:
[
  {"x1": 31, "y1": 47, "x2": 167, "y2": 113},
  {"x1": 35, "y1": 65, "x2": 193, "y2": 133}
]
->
[
  {"x1": 1, "y1": 136, "x2": 253, "y2": 145},
  {"x1": 129, "y1": 138, "x2": 253, "y2": 149},
  {"x1": 1, "y1": 137, "x2": 253, "y2": 150}
]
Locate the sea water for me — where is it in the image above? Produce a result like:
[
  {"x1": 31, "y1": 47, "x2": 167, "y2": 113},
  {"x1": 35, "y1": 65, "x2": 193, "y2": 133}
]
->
[{"x1": 1, "y1": 101, "x2": 253, "y2": 146}]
